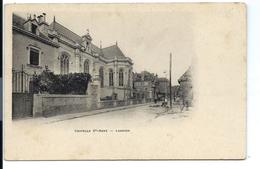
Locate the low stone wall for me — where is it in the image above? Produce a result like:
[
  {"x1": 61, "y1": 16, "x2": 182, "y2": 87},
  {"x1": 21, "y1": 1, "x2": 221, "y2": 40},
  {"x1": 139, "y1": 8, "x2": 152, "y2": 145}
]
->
[
  {"x1": 132, "y1": 99, "x2": 144, "y2": 105},
  {"x1": 99, "y1": 100, "x2": 114, "y2": 109},
  {"x1": 116, "y1": 100, "x2": 126, "y2": 107},
  {"x1": 33, "y1": 94, "x2": 152, "y2": 118},
  {"x1": 33, "y1": 94, "x2": 93, "y2": 117},
  {"x1": 99, "y1": 98, "x2": 151, "y2": 109}
]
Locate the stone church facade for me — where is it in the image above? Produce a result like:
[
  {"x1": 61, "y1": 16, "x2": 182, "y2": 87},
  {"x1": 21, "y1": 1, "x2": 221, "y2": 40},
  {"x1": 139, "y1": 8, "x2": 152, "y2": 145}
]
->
[{"x1": 12, "y1": 13, "x2": 134, "y2": 100}]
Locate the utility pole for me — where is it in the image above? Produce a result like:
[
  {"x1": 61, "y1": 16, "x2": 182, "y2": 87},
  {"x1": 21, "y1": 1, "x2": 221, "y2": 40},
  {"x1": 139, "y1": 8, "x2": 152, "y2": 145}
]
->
[
  {"x1": 163, "y1": 71, "x2": 167, "y2": 100},
  {"x1": 169, "y1": 53, "x2": 172, "y2": 108}
]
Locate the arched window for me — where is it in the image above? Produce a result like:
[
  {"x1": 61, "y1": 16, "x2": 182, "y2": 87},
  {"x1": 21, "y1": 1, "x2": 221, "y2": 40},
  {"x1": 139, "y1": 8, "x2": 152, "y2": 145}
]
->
[
  {"x1": 99, "y1": 67, "x2": 104, "y2": 88},
  {"x1": 119, "y1": 68, "x2": 124, "y2": 86},
  {"x1": 84, "y1": 59, "x2": 89, "y2": 74},
  {"x1": 60, "y1": 53, "x2": 69, "y2": 74},
  {"x1": 128, "y1": 69, "x2": 131, "y2": 87},
  {"x1": 109, "y1": 69, "x2": 114, "y2": 86}
]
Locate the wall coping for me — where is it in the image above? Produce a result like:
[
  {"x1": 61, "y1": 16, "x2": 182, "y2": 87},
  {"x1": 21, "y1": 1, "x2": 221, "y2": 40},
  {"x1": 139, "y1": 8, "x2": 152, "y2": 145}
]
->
[
  {"x1": 34, "y1": 94, "x2": 90, "y2": 98},
  {"x1": 99, "y1": 98, "x2": 145, "y2": 103}
]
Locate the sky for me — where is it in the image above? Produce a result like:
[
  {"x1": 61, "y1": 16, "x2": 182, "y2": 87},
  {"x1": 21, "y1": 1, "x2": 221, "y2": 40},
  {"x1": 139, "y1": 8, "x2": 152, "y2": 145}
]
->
[{"x1": 15, "y1": 4, "x2": 194, "y2": 85}]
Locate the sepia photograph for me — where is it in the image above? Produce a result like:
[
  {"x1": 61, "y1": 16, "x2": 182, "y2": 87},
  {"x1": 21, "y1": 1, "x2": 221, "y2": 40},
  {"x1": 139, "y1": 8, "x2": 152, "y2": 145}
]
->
[
  {"x1": 11, "y1": 10, "x2": 193, "y2": 120},
  {"x1": 4, "y1": 3, "x2": 246, "y2": 160}
]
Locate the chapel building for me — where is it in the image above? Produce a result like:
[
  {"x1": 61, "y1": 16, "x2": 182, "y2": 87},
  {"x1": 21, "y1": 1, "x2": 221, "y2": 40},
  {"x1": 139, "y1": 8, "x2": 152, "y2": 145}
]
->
[{"x1": 12, "y1": 13, "x2": 134, "y2": 100}]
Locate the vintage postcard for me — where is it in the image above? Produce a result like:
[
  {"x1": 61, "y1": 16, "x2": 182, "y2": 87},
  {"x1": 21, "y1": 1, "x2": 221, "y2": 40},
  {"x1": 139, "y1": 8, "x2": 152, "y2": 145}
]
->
[{"x1": 4, "y1": 3, "x2": 246, "y2": 160}]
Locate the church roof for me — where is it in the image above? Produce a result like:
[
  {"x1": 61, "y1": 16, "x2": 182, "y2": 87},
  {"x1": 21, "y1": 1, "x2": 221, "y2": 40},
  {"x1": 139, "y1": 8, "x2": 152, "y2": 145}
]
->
[
  {"x1": 102, "y1": 45, "x2": 127, "y2": 60},
  {"x1": 13, "y1": 14, "x2": 26, "y2": 29},
  {"x1": 13, "y1": 14, "x2": 130, "y2": 61},
  {"x1": 91, "y1": 44, "x2": 102, "y2": 54},
  {"x1": 49, "y1": 21, "x2": 82, "y2": 43},
  {"x1": 49, "y1": 21, "x2": 128, "y2": 60}
]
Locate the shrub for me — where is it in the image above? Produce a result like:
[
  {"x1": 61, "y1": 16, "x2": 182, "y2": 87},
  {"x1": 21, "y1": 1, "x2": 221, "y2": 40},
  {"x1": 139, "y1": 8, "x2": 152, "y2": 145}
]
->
[{"x1": 31, "y1": 70, "x2": 91, "y2": 95}]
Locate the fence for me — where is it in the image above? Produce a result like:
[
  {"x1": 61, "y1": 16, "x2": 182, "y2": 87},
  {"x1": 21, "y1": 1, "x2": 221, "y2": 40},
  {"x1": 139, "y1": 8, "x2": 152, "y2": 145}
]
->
[{"x1": 12, "y1": 69, "x2": 33, "y2": 93}]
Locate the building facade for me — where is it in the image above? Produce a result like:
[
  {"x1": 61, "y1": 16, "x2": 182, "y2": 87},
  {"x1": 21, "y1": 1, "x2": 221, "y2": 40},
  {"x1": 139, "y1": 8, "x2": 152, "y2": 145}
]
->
[
  {"x1": 133, "y1": 81, "x2": 153, "y2": 99},
  {"x1": 12, "y1": 13, "x2": 133, "y2": 100},
  {"x1": 132, "y1": 71, "x2": 157, "y2": 99},
  {"x1": 157, "y1": 77, "x2": 169, "y2": 99}
]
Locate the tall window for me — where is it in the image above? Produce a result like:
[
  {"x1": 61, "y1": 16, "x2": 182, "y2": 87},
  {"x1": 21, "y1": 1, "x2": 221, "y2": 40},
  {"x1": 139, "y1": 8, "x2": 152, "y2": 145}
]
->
[
  {"x1": 99, "y1": 67, "x2": 104, "y2": 88},
  {"x1": 84, "y1": 59, "x2": 89, "y2": 73},
  {"x1": 29, "y1": 48, "x2": 40, "y2": 66},
  {"x1": 31, "y1": 24, "x2": 37, "y2": 34},
  {"x1": 60, "y1": 54, "x2": 69, "y2": 74},
  {"x1": 128, "y1": 69, "x2": 131, "y2": 86},
  {"x1": 109, "y1": 69, "x2": 114, "y2": 86},
  {"x1": 119, "y1": 68, "x2": 124, "y2": 86}
]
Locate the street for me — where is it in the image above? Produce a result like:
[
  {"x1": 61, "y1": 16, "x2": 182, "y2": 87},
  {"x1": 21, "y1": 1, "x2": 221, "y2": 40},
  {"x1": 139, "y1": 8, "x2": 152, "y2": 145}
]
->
[
  {"x1": 7, "y1": 102, "x2": 196, "y2": 160},
  {"x1": 13, "y1": 102, "x2": 192, "y2": 128}
]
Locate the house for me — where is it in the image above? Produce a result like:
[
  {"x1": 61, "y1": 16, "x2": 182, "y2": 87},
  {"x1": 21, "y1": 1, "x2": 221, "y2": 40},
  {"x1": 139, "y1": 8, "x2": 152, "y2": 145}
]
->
[
  {"x1": 157, "y1": 77, "x2": 169, "y2": 98},
  {"x1": 132, "y1": 71, "x2": 156, "y2": 99},
  {"x1": 133, "y1": 81, "x2": 153, "y2": 99},
  {"x1": 12, "y1": 13, "x2": 133, "y2": 100}
]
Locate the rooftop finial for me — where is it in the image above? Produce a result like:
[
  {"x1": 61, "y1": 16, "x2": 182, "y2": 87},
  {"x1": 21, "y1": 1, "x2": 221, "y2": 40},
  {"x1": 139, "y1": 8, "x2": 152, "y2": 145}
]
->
[
  {"x1": 53, "y1": 16, "x2": 56, "y2": 29},
  {"x1": 100, "y1": 40, "x2": 102, "y2": 49},
  {"x1": 116, "y1": 41, "x2": 118, "y2": 46},
  {"x1": 87, "y1": 29, "x2": 89, "y2": 34}
]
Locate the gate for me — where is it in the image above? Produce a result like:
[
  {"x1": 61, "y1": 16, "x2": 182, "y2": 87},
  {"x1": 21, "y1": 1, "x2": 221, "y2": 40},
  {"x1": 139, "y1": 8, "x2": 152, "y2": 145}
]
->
[
  {"x1": 12, "y1": 68, "x2": 34, "y2": 119},
  {"x1": 12, "y1": 69, "x2": 33, "y2": 93},
  {"x1": 12, "y1": 93, "x2": 33, "y2": 119}
]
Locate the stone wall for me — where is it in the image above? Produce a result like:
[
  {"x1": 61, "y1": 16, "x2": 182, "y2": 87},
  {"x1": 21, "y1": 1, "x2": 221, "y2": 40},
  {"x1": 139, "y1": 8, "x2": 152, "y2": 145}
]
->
[
  {"x1": 33, "y1": 94, "x2": 93, "y2": 117},
  {"x1": 32, "y1": 78, "x2": 150, "y2": 118},
  {"x1": 32, "y1": 94, "x2": 151, "y2": 118},
  {"x1": 98, "y1": 98, "x2": 150, "y2": 110}
]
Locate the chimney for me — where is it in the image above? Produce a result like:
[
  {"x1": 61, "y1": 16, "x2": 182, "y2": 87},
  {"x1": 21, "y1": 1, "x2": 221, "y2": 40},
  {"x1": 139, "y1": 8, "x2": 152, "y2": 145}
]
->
[
  {"x1": 40, "y1": 15, "x2": 43, "y2": 23},
  {"x1": 37, "y1": 15, "x2": 43, "y2": 23},
  {"x1": 42, "y1": 13, "x2": 46, "y2": 22},
  {"x1": 23, "y1": 14, "x2": 34, "y2": 31},
  {"x1": 37, "y1": 13, "x2": 49, "y2": 36}
]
